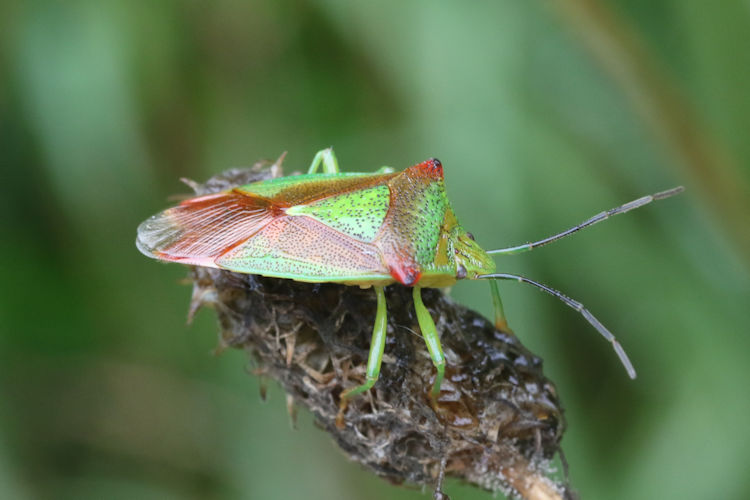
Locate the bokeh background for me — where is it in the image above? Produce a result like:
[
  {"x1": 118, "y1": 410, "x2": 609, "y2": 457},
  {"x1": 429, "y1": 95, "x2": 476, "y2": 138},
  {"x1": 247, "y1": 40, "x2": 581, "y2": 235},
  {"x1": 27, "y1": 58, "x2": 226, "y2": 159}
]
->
[{"x1": 2, "y1": 1, "x2": 749, "y2": 499}]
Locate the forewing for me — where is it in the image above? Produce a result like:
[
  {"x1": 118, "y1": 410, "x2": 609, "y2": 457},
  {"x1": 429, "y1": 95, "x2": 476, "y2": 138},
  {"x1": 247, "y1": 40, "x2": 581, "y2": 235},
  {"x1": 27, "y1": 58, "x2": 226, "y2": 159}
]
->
[
  {"x1": 217, "y1": 216, "x2": 389, "y2": 281},
  {"x1": 136, "y1": 190, "x2": 277, "y2": 267},
  {"x1": 286, "y1": 185, "x2": 390, "y2": 242},
  {"x1": 237, "y1": 171, "x2": 398, "y2": 206}
]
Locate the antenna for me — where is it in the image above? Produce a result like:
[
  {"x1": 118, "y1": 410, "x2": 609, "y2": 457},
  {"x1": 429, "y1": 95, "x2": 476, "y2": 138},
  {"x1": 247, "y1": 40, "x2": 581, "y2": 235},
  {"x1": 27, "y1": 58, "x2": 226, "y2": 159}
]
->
[
  {"x1": 478, "y1": 273, "x2": 637, "y2": 378},
  {"x1": 488, "y1": 186, "x2": 684, "y2": 255}
]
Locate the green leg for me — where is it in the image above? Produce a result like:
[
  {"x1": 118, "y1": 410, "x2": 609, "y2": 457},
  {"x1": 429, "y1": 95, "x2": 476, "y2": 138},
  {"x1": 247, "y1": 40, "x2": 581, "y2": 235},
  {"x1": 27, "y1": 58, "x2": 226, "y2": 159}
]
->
[
  {"x1": 413, "y1": 286, "x2": 445, "y2": 402},
  {"x1": 307, "y1": 147, "x2": 340, "y2": 174},
  {"x1": 337, "y1": 286, "x2": 387, "y2": 425},
  {"x1": 489, "y1": 279, "x2": 513, "y2": 333}
]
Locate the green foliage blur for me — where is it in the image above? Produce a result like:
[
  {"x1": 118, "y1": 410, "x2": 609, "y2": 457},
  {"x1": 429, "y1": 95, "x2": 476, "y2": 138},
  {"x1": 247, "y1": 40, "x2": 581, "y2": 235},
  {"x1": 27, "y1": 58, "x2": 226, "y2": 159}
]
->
[{"x1": 2, "y1": 1, "x2": 749, "y2": 499}]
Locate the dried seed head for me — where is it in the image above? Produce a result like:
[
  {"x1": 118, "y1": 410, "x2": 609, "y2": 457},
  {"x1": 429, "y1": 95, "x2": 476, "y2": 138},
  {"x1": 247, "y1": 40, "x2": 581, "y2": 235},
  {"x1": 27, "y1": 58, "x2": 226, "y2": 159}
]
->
[{"x1": 187, "y1": 166, "x2": 570, "y2": 499}]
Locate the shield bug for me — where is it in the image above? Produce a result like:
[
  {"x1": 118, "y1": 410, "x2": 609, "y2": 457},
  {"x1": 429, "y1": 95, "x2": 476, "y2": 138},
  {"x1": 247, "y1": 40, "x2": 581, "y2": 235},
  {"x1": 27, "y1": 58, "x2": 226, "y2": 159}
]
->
[{"x1": 137, "y1": 148, "x2": 683, "y2": 421}]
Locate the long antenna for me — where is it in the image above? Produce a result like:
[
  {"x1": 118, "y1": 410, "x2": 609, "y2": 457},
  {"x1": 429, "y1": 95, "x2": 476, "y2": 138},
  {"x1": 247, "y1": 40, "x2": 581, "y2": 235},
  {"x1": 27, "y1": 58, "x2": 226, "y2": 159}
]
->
[
  {"x1": 477, "y1": 273, "x2": 637, "y2": 379},
  {"x1": 487, "y1": 186, "x2": 684, "y2": 255}
]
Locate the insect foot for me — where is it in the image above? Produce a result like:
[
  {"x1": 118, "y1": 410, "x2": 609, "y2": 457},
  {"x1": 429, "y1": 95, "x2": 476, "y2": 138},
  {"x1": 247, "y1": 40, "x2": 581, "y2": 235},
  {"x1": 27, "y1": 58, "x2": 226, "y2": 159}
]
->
[{"x1": 187, "y1": 167, "x2": 571, "y2": 500}]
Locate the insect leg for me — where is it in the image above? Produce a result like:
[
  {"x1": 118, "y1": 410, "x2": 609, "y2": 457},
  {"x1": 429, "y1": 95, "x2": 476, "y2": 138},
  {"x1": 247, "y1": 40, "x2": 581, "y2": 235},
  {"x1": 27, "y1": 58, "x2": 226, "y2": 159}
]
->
[
  {"x1": 413, "y1": 286, "x2": 446, "y2": 403},
  {"x1": 307, "y1": 147, "x2": 340, "y2": 174},
  {"x1": 487, "y1": 186, "x2": 684, "y2": 256},
  {"x1": 478, "y1": 272, "x2": 637, "y2": 378},
  {"x1": 337, "y1": 286, "x2": 387, "y2": 425},
  {"x1": 489, "y1": 279, "x2": 513, "y2": 333}
]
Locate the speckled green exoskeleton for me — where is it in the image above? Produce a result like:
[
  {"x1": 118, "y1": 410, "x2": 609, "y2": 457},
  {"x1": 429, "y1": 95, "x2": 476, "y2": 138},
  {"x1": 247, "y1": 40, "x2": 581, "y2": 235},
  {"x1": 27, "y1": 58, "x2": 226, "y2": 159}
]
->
[{"x1": 137, "y1": 148, "x2": 683, "y2": 421}]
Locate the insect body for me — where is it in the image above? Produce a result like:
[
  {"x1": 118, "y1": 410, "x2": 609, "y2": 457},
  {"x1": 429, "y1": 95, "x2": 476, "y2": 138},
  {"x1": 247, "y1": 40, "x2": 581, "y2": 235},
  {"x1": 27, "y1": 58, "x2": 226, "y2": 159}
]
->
[{"x1": 137, "y1": 148, "x2": 682, "y2": 420}]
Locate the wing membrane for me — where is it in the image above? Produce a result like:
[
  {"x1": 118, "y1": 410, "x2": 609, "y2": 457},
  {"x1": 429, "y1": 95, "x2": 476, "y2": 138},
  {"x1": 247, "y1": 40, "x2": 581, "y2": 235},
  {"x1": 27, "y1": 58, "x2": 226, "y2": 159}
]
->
[{"x1": 136, "y1": 191, "x2": 277, "y2": 267}]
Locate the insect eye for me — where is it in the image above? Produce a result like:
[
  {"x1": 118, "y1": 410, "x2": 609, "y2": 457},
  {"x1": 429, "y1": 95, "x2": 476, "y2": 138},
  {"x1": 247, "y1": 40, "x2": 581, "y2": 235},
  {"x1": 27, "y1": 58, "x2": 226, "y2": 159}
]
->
[
  {"x1": 456, "y1": 264, "x2": 467, "y2": 279},
  {"x1": 466, "y1": 232, "x2": 475, "y2": 241}
]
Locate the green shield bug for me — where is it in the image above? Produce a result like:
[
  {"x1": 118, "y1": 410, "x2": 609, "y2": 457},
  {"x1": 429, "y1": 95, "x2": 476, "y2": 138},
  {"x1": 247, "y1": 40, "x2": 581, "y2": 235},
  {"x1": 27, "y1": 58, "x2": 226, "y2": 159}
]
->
[{"x1": 136, "y1": 148, "x2": 683, "y2": 423}]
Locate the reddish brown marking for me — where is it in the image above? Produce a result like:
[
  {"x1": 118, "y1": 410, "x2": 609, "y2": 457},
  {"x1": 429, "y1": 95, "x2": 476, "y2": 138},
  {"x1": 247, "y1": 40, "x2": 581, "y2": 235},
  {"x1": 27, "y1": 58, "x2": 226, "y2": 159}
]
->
[
  {"x1": 178, "y1": 192, "x2": 227, "y2": 206},
  {"x1": 155, "y1": 252, "x2": 218, "y2": 268},
  {"x1": 230, "y1": 188, "x2": 288, "y2": 215},
  {"x1": 389, "y1": 263, "x2": 422, "y2": 286},
  {"x1": 237, "y1": 173, "x2": 399, "y2": 207},
  {"x1": 409, "y1": 158, "x2": 443, "y2": 179},
  {"x1": 215, "y1": 233, "x2": 254, "y2": 259},
  {"x1": 158, "y1": 191, "x2": 279, "y2": 260}
]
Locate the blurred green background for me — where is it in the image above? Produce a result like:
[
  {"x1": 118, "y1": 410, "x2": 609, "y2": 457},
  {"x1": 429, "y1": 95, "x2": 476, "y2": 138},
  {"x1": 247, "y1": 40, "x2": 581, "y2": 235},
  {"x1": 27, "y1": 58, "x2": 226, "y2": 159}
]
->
[{"x1": 2, "y1": 1, "x2": 749, "y2": 499}]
